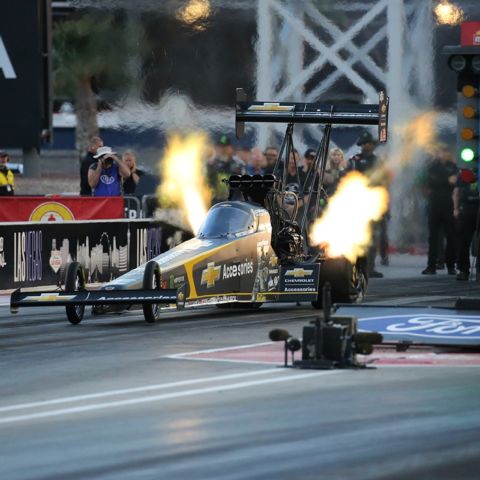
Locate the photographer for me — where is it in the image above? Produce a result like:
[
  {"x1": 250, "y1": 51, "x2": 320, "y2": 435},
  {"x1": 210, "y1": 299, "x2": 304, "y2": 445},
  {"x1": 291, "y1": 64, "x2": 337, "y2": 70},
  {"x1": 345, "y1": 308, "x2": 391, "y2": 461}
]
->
[
  {"x1": 88, "y1": 146, "x2": 131, "y2": 196},
  {"x1": 0, "y1": 151, "x2": 14, "y2": 196}
]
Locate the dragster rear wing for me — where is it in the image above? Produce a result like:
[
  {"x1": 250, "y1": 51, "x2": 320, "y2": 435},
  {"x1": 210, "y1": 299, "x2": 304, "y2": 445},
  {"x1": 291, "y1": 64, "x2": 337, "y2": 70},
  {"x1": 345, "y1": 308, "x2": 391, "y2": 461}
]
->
[{"x1": 235, "y1": 88, "x2": 389, "y2": 142}]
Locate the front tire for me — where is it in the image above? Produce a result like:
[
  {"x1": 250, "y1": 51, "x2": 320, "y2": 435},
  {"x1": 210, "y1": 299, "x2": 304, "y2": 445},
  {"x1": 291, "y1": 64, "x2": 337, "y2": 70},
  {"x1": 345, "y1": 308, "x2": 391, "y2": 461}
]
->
[
  {"x1": 142, "y1": 261, "x2": 161, "y2": 323},
  {"x1": 312, "y1": 257, "x2": 367, "y2": 309},
  {"x1": 65, "y1": 262, "x2": 85, "y2": 324}
]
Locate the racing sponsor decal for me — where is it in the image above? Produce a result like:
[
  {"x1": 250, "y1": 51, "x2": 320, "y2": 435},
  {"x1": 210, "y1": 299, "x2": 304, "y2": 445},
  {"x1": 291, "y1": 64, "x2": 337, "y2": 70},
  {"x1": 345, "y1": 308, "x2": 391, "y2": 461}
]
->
[
  {"x1": 14, "y1": 231, "x2": 42, "y2": 282},
  {"x1": 285, "y1": 268, "x2": 314, "y2": 278},
  {"x1": 201, "y1": 262, "x2": 221, "y2": 288},
  {"x1": 279, "y1": 264, "x2": 319, "y2": 293},
  {"x1": 23, "y1": 293, "x2": 77, "y2": 302},
  {"x1": 29, "y1": 202, "x2": 75, "y2": 222},
  {"x1": 248, "y1": 103, "x2": 294, "y2": 111},
  {"x1": 223, "y1": 259, "x2": 254, "y2": 280},
  {"x1": 187, "y1": 295, "x2": 238, "y2": 306}
]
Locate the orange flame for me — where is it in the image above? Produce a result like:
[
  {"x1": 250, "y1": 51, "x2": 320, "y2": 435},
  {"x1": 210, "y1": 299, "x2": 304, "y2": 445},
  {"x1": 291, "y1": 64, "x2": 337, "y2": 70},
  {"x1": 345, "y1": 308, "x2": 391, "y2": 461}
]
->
[
  {"x1": 157, "y1": 133, "x2": 211, "y2": 234},
  {"x1": 434, "y1": 1, "x2": 464, "y2": 25},
  {"x1": 309, "y1": 171, "x2": 389, "y2": 262}
]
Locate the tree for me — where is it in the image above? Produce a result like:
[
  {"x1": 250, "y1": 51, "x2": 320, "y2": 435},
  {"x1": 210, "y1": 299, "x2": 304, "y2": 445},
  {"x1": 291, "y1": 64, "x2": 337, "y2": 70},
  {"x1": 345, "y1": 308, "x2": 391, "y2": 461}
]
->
[{"x1": 53, "y1": 12, "x2": 133, "y2": 156}]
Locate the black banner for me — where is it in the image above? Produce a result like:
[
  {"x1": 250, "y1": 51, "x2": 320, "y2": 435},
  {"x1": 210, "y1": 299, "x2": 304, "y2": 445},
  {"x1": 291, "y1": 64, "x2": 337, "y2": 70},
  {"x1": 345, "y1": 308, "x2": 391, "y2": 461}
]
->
[
  {"x1": 0, "y1": 0, "x2": 52, "y2": 147},
  {"x1": 0, "y1": 219, "x2": 191, "y2": 289}
]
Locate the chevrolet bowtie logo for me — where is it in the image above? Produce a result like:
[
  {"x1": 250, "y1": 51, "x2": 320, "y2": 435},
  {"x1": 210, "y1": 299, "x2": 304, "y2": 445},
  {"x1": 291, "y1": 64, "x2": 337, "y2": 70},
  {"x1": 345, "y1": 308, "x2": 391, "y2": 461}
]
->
[
  {"x1": 285, "y1": 268, "x2": 313, "y2": 278},
  {"x1": 24, "y1": 293, "x2": 77, "y2": 302},
  {"x1": 201, "y1": 262, "x2": 221, "y2": 288}
]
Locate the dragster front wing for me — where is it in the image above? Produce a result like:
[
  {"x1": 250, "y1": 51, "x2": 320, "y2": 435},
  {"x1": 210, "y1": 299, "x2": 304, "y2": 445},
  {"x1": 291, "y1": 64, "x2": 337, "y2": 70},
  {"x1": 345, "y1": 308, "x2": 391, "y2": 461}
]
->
[{"x1": 10, "y1": 287, "x2": 183, "y2": 313}]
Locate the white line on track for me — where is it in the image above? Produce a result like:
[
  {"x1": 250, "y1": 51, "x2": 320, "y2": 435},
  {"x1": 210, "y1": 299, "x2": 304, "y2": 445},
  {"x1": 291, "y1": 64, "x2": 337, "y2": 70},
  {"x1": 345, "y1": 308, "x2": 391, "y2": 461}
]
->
[
  {"x1": 0, "y1": 368, "x2": 280, "y2": 413},
  {"x1": 0, "y1": 370, "x2": 339, "y2": 425}
]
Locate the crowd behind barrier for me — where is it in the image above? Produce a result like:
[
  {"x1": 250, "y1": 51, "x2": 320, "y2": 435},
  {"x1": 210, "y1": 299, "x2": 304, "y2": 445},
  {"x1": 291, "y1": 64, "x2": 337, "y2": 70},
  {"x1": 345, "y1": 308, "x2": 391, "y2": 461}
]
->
[{"x1": 2, "y1": 131, "x2": 479, "y2": 286}]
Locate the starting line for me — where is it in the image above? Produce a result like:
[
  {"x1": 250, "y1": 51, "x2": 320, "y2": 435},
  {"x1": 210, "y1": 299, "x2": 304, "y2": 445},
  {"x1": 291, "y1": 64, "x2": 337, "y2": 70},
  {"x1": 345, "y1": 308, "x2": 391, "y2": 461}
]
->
[{"x1": 166, "y1": 341, "x2": 480, "y2": 367}]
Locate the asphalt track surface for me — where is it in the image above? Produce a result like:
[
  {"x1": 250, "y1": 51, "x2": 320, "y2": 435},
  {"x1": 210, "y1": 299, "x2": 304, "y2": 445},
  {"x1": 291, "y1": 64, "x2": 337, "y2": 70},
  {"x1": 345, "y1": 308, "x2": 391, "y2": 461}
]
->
[{"x1": 1, "y1": 255, "x2": 480, "y2": 480}]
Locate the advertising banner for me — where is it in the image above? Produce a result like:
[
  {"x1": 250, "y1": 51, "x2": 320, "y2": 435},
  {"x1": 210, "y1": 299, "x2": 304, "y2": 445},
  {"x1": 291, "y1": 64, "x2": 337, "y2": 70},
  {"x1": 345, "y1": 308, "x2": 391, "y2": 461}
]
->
[
  {"x1": 0, "y1": 197, "x2": 125, "y2": 222},
  {"x1": 0, "y1": 219, "x2": 191, "y2": 289}
]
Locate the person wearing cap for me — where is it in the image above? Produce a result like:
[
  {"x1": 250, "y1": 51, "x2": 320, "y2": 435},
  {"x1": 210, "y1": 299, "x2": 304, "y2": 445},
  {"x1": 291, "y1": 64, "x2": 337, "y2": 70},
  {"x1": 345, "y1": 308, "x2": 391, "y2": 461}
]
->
[
  {"x1": 88, "y1": 146, "x2": 131, "y2": 196},
  {"x1": 348, "y1": 130, "x2": 387, "y2": 278},
  {"x1": 347, "y1": 131, "x2": 378, "y2": 173},
  {"x1": 80, "y1": 136, "x2": 103, "y2": 196},
  {"x1": 0, "y1": 151, "x2": 14, "y2": 196},
  {"x1": 207, "y1": 134, "x2": 245, "y2": 203}
]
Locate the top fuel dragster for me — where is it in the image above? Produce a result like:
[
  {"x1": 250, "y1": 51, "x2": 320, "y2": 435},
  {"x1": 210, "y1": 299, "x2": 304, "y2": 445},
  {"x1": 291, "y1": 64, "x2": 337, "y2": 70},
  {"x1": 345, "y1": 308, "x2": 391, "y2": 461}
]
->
[{"x1": 11, "y1": 88, "x2": 389, "y2": 324}]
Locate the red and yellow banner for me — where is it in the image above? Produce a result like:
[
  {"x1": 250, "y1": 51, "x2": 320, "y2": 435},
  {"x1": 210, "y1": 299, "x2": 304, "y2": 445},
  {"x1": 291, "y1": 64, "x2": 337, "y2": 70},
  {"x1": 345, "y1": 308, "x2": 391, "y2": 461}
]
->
[{"x1": 0, "y1": 196, "x2": 125, "y2": 222}]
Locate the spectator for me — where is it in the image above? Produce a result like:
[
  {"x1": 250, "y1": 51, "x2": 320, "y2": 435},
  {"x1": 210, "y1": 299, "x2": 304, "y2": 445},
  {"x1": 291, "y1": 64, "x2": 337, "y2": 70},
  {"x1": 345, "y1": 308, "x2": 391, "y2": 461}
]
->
[
  {"x1": 264, "y1": 146, "x2": 279, "y2": 174},
  {"x1": 122, "y1": 150, "x2": 145, "y2": 195},
  {"x1": 246, "y1": 148, "x2": 265, "y2": 175},
  {"x1": 88, "y1": 146, "x2": 131, "y2": 196},
  {"x1": 0, "y1": 151, "x2": 14, "y2": 196},
  {"x1": 80, "y1": 136, "x2": 103, "y2": 196},
  {"x1": 453, "y1": 167, "x2": 479, "y2": 281},
  {"x1": 302, "y1": 148, "x2": 317, "y2": 176},
  {"x1": 236, "y1": 146, "x2": 252, "y2": 169},
  {"x1": 324, "y1": 148, "x2": 346, "y2": 196},
  {"x1": 421, "y1": 144, "x2": 457, "y2": 275},
  {"x1": 207, "y1": 134, "x2": 245, "y2": 203},
  {"x1": 348, "y1": 130, "x2": 386, "y2": 277}
]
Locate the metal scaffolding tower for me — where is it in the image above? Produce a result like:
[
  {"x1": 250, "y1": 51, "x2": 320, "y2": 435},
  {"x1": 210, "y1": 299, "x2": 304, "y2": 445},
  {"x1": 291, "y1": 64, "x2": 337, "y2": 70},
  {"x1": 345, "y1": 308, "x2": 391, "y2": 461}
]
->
[{"x1": 255, "y1": 0, "x2": 435, "y2": 152}]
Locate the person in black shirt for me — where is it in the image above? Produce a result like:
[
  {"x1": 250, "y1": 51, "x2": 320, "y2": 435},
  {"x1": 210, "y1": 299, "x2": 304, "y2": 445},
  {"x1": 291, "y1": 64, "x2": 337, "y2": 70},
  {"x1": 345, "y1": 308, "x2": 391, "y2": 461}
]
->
[
  {"x1": 421, "y1": 144, "x2": 457, "y2": 275},
  {"x1": 122, "y1": 150, "x2": 144, "y2": 195},
  {"x1": 348, "y1": 131, "x2": 386, "y2": 277},
  {"x1": 453, "y1": 167, "x2": 479, "y2": 280},
  {"x1": 80, "y1": 136, "x2": 103, "y2": 196}
]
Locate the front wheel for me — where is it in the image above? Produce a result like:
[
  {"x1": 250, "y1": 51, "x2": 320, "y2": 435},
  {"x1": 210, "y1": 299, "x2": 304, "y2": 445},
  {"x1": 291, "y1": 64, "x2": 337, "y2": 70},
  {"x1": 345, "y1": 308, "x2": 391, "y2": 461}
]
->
[
  {"x1": 312, "y1": 257, "x2": 367, "y2": 309},
  {"x1": 65, "y1": 262, "x2": 86, "y2": 324},
  {"x1": 142, "y1": 261, "x2": 161, "y2": 323}
]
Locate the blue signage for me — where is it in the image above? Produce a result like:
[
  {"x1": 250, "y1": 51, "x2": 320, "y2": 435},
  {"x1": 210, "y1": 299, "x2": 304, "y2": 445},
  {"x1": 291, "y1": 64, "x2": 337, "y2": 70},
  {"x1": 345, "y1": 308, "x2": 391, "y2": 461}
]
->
[{"x1": 335, "y1": 307, "x2": 480, "y2": 346}]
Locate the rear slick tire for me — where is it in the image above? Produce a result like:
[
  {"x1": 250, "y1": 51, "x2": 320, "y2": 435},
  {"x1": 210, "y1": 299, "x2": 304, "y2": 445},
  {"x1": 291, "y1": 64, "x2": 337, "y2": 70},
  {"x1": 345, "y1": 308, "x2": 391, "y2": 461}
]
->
[
  {"x1": 65, "y1": 261, "x2": 86, "y2": 325},
  {"x1": 142, "y1": 260, "x2": 161, "y2": 323},
  {"x1": 312, "y1": 257, "x2": 367, "y2": 309}
]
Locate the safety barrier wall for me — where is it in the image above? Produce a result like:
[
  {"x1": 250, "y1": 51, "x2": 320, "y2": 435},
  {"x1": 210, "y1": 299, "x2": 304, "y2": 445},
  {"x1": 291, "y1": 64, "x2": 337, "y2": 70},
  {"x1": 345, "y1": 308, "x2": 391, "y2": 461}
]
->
[{"x1": 0, "y1": 219, "x2": 192, "y2": 290}]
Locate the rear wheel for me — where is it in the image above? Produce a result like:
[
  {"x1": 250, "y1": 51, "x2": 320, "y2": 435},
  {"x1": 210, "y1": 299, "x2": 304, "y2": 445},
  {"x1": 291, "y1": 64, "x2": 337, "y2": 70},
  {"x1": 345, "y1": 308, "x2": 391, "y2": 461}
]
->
[
  {"x1": 142, "y1": 261, "x2": 161, "y2": 323},
  {"x1": 312, "y1": 257, "x2": 367, "y2": 309},
  {"x1": 65, "y1": 262, "x2": 85, "y2": 324}
]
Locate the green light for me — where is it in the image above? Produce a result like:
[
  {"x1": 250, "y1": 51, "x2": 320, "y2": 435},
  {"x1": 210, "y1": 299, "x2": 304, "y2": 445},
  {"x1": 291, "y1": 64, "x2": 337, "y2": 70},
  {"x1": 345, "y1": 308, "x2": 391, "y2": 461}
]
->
[{"x1": 460, "y1": 147, "x2": 475, "y2": 162}]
